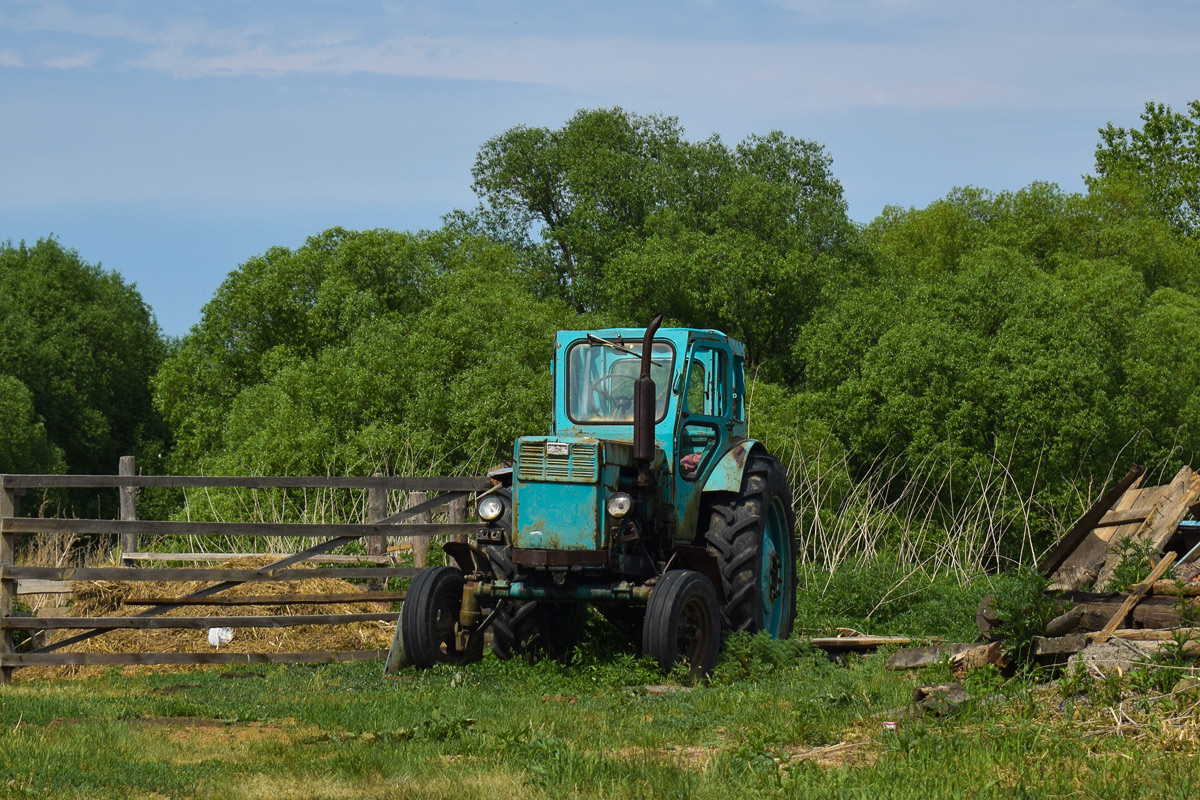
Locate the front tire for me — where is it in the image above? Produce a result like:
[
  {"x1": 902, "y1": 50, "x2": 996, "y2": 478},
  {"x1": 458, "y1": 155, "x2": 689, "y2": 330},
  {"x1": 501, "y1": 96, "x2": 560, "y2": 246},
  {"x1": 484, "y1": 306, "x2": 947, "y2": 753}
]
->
[
  {"x1": 400, "y1": 567, "x2": 484, "y2": 668},
  {"x1": 704, "y1": 452, "x2": 797, "y2": 638},
  {"x1": 642, "y1": 570, "x2": 721, "y2": 677}
]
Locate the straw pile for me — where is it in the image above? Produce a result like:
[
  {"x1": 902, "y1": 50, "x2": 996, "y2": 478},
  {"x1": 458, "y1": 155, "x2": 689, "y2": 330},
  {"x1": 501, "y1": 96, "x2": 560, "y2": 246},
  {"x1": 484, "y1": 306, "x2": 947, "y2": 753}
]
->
[{"x1": 20, "y1": 557, "x2": 396, "y2": 680}]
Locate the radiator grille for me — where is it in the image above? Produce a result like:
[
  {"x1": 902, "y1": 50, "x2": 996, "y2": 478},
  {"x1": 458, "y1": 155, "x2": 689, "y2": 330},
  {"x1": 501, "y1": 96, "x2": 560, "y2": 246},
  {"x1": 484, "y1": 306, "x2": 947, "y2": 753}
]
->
[{"x1": 518, "y1": 442, "x2": 599, "y2": 483}]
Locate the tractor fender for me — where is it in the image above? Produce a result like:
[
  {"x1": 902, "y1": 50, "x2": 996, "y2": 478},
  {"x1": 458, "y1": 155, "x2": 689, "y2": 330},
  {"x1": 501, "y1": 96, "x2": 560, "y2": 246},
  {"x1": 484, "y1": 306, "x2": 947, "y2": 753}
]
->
[
  {"x1": 701, "y1": 439, "x2": 763, "y2": 494},
  {"x1": 442, "y1": 540, "x2": 491, "y2": 574}
]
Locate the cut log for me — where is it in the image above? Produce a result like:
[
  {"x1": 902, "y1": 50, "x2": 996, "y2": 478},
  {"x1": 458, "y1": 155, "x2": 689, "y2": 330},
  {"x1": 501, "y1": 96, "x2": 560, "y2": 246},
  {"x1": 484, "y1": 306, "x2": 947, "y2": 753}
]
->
[
  {"x1": 951, "y1": 642, "x2": 1006, "y2": 675},
  {"x1": 884, "y1": 643, "x2": 977, "y2": 670},
  {"x1": 1044, "y1": 591, "x2": 1200, "y2": 632}
]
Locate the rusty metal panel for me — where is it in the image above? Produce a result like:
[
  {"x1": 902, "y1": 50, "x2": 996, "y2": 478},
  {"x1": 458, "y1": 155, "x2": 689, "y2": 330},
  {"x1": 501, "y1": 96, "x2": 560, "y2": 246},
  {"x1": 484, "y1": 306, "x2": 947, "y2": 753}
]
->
[{"x1": 702, "y1": 439, "x2": 757, "y2": 493}]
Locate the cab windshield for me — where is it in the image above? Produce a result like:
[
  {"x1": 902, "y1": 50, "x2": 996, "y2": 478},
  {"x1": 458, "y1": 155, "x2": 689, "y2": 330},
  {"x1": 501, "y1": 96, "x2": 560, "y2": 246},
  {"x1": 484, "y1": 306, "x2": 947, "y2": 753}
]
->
[{"x1": 567, "y1": 341, "x2": 674, "y2": 424}]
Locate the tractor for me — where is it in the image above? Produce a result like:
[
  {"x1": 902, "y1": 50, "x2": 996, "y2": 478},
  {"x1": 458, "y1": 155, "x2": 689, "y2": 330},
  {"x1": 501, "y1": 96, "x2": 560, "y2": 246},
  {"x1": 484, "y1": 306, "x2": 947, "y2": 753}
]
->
[{"x1": 395, "y1": 316, "x2": 796, "y2": 675}]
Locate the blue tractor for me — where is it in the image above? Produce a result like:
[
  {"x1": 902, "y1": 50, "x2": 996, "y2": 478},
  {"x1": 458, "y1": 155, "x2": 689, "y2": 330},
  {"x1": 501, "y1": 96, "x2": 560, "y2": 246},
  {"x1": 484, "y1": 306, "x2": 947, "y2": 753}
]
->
[{"x1": 397, "y1": 317, "x2": 796, "y2": 675}]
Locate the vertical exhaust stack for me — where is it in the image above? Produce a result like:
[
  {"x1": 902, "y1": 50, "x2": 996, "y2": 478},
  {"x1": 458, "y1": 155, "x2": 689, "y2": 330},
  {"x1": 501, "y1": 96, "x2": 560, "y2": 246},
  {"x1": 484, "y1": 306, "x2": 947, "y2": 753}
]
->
[{"x1": 634, "y1": 314, "x2": 663, "y2": 489}]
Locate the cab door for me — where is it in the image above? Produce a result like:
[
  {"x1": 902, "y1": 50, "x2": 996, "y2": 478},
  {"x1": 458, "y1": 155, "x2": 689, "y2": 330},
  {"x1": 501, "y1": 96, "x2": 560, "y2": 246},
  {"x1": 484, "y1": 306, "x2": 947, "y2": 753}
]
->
[{"x1": 673, "y1": 338, "x2": 731, "y2": 544}]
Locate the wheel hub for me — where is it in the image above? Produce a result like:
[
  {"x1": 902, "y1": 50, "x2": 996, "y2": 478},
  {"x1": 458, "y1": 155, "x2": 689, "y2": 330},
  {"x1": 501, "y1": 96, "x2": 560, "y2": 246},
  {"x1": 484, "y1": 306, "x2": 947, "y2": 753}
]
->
[{"x1": 767, "y1": 550, "x2": 783, "y2": 603}]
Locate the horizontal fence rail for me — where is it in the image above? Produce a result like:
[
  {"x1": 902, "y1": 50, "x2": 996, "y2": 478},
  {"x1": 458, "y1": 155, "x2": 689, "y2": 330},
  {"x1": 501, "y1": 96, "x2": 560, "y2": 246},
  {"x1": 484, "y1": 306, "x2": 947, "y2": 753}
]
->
[{"x1": 0, "y1": 461, "x2": 491, "y2": 683}]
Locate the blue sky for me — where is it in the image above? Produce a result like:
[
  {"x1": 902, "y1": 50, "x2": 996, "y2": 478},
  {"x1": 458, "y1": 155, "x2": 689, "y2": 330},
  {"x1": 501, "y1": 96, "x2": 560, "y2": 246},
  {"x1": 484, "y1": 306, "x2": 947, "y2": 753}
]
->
[{"x1": 2, "y1": 1, "x2": 1198, "y2": 337}]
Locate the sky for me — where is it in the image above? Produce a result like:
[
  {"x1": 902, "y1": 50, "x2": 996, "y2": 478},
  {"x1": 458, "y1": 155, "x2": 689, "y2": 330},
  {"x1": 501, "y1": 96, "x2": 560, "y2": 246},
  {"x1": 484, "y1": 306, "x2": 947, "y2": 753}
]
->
[{"x1": 2, "y1": 1, "x2": 1199, "y2": 337}]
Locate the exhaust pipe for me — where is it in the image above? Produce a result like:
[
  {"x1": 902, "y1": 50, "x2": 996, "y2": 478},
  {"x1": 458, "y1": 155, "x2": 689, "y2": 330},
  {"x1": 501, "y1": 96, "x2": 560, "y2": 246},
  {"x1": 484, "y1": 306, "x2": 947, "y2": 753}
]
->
[{"x1": 634, "y1": 314, "x2": 663, "y2": 488}]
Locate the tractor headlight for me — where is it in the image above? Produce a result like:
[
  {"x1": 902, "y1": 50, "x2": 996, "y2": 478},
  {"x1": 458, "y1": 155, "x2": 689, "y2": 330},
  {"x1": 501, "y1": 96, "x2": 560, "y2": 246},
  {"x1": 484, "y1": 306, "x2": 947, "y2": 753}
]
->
[
  {"x1": 477, "y1": 494, "x2": 505, "y2": 522},
  {"x1": 606, "y1": 492, "x2": 633, "y2": 518}
]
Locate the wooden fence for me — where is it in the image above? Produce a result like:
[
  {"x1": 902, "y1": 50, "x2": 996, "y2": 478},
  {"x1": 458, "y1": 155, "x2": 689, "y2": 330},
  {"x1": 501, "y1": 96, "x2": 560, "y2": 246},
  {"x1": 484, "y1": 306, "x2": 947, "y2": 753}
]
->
[{"x1": 0, "y1": 463, "x2": 490, "y2": 683}]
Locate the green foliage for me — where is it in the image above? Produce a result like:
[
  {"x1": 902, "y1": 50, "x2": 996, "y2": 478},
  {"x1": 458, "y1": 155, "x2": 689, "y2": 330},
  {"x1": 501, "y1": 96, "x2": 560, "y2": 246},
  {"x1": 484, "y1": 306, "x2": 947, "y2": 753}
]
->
[
  {"x1": 1102, "y1": 535, "x2": 1156, "y2": 592},
  {"x1": 1090, "y1": 100, "x2": 1200, "y2": 238},
  {"x1": 155, "y1": 228, "x2": 576, "y2": 478},
  {"x1": 990, "y1": 568, "x2": 1057, "y2": 664},
  {"x1": 0, "y1": 238, "x2": 166, "y2": 477}
]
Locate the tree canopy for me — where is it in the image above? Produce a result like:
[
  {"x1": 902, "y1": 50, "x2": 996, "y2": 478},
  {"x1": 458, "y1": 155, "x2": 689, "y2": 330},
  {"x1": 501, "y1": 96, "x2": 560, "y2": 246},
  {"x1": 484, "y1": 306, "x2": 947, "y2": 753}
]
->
[
  {"x1": 13, "y1": 100, "x2": 1200, "y2": 558},
  {"x1": 0, "y1": 238, "x2": 166, "y2": 475}
]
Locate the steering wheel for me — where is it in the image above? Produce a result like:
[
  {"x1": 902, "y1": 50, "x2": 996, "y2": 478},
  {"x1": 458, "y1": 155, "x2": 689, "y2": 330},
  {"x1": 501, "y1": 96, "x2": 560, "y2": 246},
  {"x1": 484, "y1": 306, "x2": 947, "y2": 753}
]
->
[{"x1": 589, "y1": 374, "x2": 636, "y2": 417}]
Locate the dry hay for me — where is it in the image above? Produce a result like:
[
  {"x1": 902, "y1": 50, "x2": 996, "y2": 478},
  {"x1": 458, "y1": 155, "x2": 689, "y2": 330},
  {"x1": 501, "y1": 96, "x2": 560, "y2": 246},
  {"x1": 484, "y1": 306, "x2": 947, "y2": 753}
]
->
[{"x1": 18, "y1": 556, "x2": 396, "y2": 680}]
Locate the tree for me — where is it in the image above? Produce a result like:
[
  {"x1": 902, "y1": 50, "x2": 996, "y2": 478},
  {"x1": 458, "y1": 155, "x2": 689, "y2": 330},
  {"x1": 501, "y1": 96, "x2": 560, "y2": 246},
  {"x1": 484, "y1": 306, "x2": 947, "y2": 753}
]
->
[
  {"x1": 470, "y1": 107, "x2": 856, "y2": 333},
  {"x1": 1090, "y1": 100, "x2": 1200, "y2": 238},
  {"x1": 156, "y1": 227, "x2": 576, "y2": 477},
  {"x1": 0, "y1": 238, "x2": 166, "y2": 475}
]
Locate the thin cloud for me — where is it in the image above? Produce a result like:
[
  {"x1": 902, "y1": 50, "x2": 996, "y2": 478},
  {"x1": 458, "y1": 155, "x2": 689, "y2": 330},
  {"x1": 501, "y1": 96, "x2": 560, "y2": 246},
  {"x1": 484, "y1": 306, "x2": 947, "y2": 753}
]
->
[
  {"x1": 42, "y1": 50, "x2": 99, "y2": 69},
  {"x1": 3, "y1": 1, "x2": 1198, "y2": 117},
  {"x1": 0, "y1": 48, "x2": 22, "y2": 67}
]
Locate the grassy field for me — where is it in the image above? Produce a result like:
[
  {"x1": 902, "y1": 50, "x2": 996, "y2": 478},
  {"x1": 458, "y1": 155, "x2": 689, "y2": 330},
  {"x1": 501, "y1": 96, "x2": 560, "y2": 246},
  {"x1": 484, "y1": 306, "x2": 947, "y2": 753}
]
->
[{"x1": 5, "y1": 619, "x2": 1200, "y2": 800}]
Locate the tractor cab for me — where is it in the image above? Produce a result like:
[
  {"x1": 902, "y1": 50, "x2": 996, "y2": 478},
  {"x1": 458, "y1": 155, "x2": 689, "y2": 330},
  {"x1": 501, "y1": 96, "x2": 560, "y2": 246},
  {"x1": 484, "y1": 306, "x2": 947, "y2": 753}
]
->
[{"x1": 507, "y1": 326, "x2": 748, "y2": 560}]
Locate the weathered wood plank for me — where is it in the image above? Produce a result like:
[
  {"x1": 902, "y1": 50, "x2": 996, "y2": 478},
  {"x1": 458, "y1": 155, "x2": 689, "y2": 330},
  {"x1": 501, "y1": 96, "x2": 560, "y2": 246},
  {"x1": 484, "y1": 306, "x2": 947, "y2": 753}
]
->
[
  {"x1": 1095, "y1": 507, "x2": 1151, "y2": 528},
  {"x1": 1040, "y1": 465, "x2": 1145, "y2": 575},
  {"x1": 124, "y1": 591, "x2": 406, "y2": 606},
  {"x1": 0, "y1": 475, "x2": 489, "y2": 491},
  {"x1": 1095, "y1": 467, "x2": 1200, "y2": 590},
  {"x1": 119, "y1": 455, "x2": 138, "y2": 566},
  {"x1": 120, "y1": 552, "x2": 393, "y2": 564},
  {"x1": 1094, "y1": 551, "x2": 1179, "y2": 641},
  {"x1": 0, "y1": 518, "x2": 480, "y2": 539},
  {"x1": 1049, "y1": 475, "x2": 1157, "y2": 591},
  {"x1": 806, "y1": 635, "x2": 914, "y2": 651},
  {"x1": 0, "y1": 650, "x2": 386, "y2": 667},
  {"x1": 2, "y1": 613, "x2": 395, "y2": 630},
  {"x1": 885, "y1": 643, "x2": 977, "y2": 670},
  {"x1": 16, "y1": 579, "x2": 71, "y2": 595},
  {"x1": 2, "y1": 566, "x2": 419, "y2": 582}
]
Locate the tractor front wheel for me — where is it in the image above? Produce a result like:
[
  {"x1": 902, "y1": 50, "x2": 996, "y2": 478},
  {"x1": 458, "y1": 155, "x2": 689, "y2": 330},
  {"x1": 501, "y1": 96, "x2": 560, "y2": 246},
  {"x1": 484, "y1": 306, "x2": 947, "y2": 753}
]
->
[
  {"x1": 642, "y1": 570, "x2": 721, "y2": 677},
  {"x1": 400, "y1": 567, "x2": 484, "y2": 668}
]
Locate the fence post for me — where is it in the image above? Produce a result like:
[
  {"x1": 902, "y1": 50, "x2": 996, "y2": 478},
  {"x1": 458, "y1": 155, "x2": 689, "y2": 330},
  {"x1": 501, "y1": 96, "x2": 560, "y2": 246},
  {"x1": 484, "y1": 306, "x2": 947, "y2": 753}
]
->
[
  {"x1": 448, "y1": 496, "x2": 468, "y2": 544},
  {"x1": 1, "y1": 483, "x2": 16, "y2": 684},
  {"x1": 119, "y1": 456, "x2": 138, "y2": 567},
  {"x1": 367, "y1": 474, "x2": 386, "y2": 590},
  {"x1": 409, "y1": 492, "x2": 430, "y2": 568}
]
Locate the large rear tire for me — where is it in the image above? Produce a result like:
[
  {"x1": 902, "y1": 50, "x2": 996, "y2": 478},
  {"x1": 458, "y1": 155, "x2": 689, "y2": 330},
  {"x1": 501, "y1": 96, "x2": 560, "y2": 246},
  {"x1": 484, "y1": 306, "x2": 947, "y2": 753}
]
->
[
  {"x1": 642, "y1": 569, "x2": 721, "y2": 677},
  {"x1": 483, "y1": 542, "x2": 586, "y2": 661},
  {"x1": 400, "y1": 567, "x2": 484, "y2": 668},
  {"x1": 704, "y1": 452, "x2": 797, "y2": 638}
]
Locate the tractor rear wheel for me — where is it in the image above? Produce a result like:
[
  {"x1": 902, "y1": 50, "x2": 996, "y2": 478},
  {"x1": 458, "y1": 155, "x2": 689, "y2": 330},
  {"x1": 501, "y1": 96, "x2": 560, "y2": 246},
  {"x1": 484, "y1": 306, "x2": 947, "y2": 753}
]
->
[
  {"x1": 400, "y1": 567, "x2": 484, "y2": 668},
  {"x1": 483, "y1": 542, "x2": 586, "y2": 661},
  {"x1": 704, "y1": 452, "x2": 797, "y2": 638},
  {"x1": 642, "y1": 569, "x2": 721, "y2": 677},
  {"x1": 490, "y1": 599, "x2": 586, "y2": 661}
]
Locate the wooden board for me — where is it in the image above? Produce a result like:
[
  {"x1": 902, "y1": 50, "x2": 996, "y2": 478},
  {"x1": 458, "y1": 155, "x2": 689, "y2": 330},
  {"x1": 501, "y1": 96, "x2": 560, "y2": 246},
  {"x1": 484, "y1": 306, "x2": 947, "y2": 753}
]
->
[
  {"x1": 1049, "y1": 472, "x2": 1157, "y2": 591},
  {"x1": 1039, "y1": 465, "x2": 1145, "y2": 576},
  {"x1": 0, "y1": 518, "x2": 480, "y2": 539},
  {"x1": 805, "y1": 635, "x2": 914, "y2": 651},
  {"x1": 120, "y1": 552, "x2": 393, "y2": 564},
  {"x1": 0, "y1": 649, "x2": 386, "y2": 667},
  {"x1": 15, "y1": 579, "x2": 71, "y2": 595},
  {"x1": 1095, "y1": 467, "x2": 1200, "y2": 590},
  {"x1": 884, "y1": 643, "x2": 977, "y2": 670},
  {"x1": 1, "y1": 566, "x2": 420, "y2": 582},
  {"x1": 123, "y1": 591, "x2": 406, "y2": 606},
  {"x1": 0, "y1": 475, "x2": 489, "y2": 491},
  {"x1": 1095, "y1": 551, "x2": 1178, "y2": 641},
  {"x1": 1, "y1": 612, "x2": 395, "y2": 630}
]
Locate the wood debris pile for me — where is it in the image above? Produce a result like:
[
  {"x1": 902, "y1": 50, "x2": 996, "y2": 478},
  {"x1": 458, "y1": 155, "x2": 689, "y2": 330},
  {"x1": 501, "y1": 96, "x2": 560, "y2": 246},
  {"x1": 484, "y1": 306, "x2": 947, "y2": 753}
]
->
[
  {"x1": 1030, "y1": 464, "x2": 1200, "y2": 660},
  {"x1": 886, "y1": 464, "x2": 1200, "y2": 673}
]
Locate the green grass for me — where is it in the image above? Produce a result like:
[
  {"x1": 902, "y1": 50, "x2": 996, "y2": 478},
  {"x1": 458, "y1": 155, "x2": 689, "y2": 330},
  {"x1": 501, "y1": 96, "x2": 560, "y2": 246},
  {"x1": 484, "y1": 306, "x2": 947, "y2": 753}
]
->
[{"x1": 5, "y1": 635, "x2": 1200, "y2": 799}]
